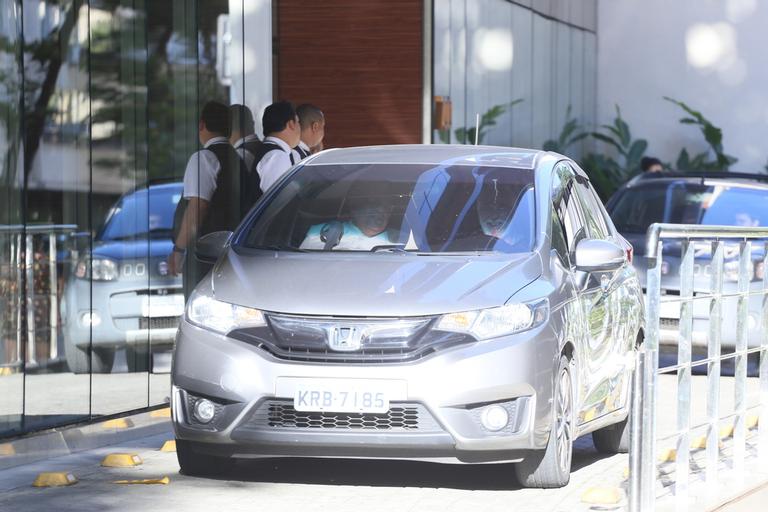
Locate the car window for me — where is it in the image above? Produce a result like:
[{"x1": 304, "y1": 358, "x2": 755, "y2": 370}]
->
[
  {"x1": 609, "y1": 181, "x2": 768, "y2": 234},
  {"x1": 550, "y1": 164, "x2": 573, "y2": 266},
  {"x1": 561, "y1": 181, "x2": 587, "y2": 253},
  {"x1": 241, "y1": 163, "x2": 536, "y2": 254},
  {"x1": 574, "y1": 178, "x2": 610, "y2": 239},
  {"x1": 99, "y1": 186, "x2": 182, "y2": 241}
]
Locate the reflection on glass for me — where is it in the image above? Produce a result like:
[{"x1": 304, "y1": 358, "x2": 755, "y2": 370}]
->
[
  {"x1": 22, "y1": 0, "x2": 91, "y2": 430},
  {"x1": 0, "y1": 0, "x2": 24, "y2": 436}
]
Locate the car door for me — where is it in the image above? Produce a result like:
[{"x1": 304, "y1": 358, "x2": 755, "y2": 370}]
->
[{"x1": 569, "y1": 172, "x2": 627, "y2": 421}]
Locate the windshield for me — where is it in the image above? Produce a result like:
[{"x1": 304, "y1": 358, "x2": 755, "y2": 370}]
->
[
  {"x1": 98, "y1": 185, "x2": 182, "y2": 241},
  {"x1": 610, "y1": 181, "x2": 768, "y2": 233},
  {"x1": 241, "y1": 164, "x2": 535, "y2": 254}
]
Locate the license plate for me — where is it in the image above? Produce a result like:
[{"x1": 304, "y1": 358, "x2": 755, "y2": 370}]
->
[
  {"x1": 141, "y1": 294, "x2": 185, "y2": 318},
  {"x1": 279, "y1": 378, "x2": 406, "y2": 414},
  {"x1": 294, "y1": 389, "x2": 388, "y2": 413}
]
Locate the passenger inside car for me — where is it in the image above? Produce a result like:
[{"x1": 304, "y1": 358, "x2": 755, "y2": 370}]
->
[{"x1": 299, "y1": 183, "x2": 397, "y2": 250}]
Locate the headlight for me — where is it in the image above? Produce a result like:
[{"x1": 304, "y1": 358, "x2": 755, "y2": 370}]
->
[
  {"x1": 186, "y1": 292, "x2": 267, "y2": 335},
  {"x1": 435, "y1": 299, "x2": 548, "y2": 340},
  {"x1": 74, "y1": 257, "x2": 118, "y2": 281}
]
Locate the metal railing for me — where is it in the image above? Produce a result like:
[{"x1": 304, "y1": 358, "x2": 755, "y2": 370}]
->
[
  {"x1": 629, "y1": 223, "x2": 768, "y2": 511},
  {"x1": 0, "y1": 224, "x2": 79, "y2": 370}
]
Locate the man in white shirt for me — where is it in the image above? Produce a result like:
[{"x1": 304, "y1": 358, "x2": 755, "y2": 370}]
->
[
  {"x1": 251, "y1": 101, "x2": 302, "y2": 192},
  {"x1": 229, "y1": 104, "x2": 261, "y2": 171},
  {"x1": 168, "y1": 101, "x2": 248, "y2": 296},
  {"x1": 294, "y1": 103, "x2": 325, "y2": 160}
]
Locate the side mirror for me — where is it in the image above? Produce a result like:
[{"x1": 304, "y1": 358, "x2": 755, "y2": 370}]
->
[
  {"x1": 574, "y1": 239, "x2": 625, "y2": 272},
  {"x1": 195, "y1": 231, "x2": 233, "y2": 264}
]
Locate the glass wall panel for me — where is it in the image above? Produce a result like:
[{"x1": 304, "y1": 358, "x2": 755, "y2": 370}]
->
[
  {"x1": 553, "y1": 22, "x2": 570, "y2": 150},
  {"x1": 510, "y1": 4, "x2": 533, "y2": 147},
  {"x1": 88, "y1": 0, "x2": 151, "y2": 416},
  {"x1": 583, "y1": 32, "x2": 597, "y2": 150},
  {"x1": 531, "y1": 14, "x2": 553, "y2": 148},
  {"x1": 570, "y1": 29, "x2": 585, "y2": 160},
  {"x1": 22, "y1": 0, "x2": 91, "y2": 430},
  {"x1": 0, "y1": 0, "x2": 24, "y2": 437}
]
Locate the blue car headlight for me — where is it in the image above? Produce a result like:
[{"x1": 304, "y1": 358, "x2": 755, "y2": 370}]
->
[{"x1": 74, "y1": 256, "x2": 119, "y2": 281}]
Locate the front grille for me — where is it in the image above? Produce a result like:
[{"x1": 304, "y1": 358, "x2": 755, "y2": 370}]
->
[
  {"x1": 139, "y1": 316, "x2": 180, "y2": 330},
  {"x1": 247, "y1": 400, "x2": 441, "y2": 432},
  {"x1": 229, "y1": 316, "x2": 474, "y2": 364}
]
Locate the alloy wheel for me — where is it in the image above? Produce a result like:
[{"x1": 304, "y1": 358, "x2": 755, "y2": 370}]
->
[{"x1": 555, "y1": 366, "x2": 573, "y2": 473}]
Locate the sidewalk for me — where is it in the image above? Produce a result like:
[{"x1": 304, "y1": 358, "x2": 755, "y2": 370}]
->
[{"x1": 713, "y1": 481, "x2": 768, "y2": 512}]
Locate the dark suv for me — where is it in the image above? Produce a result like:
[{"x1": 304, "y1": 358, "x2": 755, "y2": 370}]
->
[
  {"x1": 606, "y1": 172, "x2": 768, "y2": 353},
  {"x1": 62, "y1": 182, "x2": 184, "y2": 373}
]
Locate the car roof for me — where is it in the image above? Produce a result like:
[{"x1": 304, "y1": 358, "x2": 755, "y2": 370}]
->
[{"x1": 305, "y1": 144, "x2": 545, "y2": 170}]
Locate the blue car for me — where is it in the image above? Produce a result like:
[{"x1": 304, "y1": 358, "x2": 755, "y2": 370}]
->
[{"x1": 62, "y1": 182, "x2": 184, "y2": 373}]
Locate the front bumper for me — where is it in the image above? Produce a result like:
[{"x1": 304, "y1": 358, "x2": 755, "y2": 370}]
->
[
  {"x1": 63, "y1": 277, "x2": 183, "y2": 350},
  {"x1": 171, "y1": 320, "x2": 558, "y2": 463}
]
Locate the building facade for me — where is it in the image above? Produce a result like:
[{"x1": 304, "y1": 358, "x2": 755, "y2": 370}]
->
[{"x1": 0, "y1": 0, "x2": 597, "y2": 437}]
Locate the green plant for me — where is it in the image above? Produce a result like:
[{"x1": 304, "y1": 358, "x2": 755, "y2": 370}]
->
[
  {"x1": 582, "y1": 105, "x2": 648, "y2": 199},
  {"x1": 664, "y1": 97, "x2": 737, "y2": 171},
  {"x1": 439, "y1": 100, "x2": 523, "y2": 145},
  {"x1": 543, "y1": 106, "x2": 589, "y2": 154}
]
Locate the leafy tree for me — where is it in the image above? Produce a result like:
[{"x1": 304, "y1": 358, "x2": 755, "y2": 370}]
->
[
  {"x1": 582, "y1": 106, "x2": 648, "y2": 199},
  {"x1": 664, "y1": 97, "x2": 737, "y2": 171},
  {"x1": 542, "y1": 106, "x2": 589, "y2": 154},
  {"x1": 439, "y1": 100, "x2": 523, "y2": 145}
]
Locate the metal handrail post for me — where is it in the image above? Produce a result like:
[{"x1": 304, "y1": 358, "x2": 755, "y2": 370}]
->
[
  {"x1": 48, "y1": 232, "x2": 58, "y2": 360},
  {"x1": 629, "y1": 346, "x2": 646, "y2": 512},
  {"x1": 13, "y1": 233, "x2": 23, "y2": 365},
  {"x1": 733, "y1": 241, "x2": 750, "y2": 473},
  {"x1": 706, "y1": 240, "x2": 724, "y2": 488},
  {"x1": 632, "y1": 239, "x2": 663, "y2": 512},
  {"x1": 676, "y1": 240, "x2": 694, "y2": 508},
  {"x1": 25, "y1": 233, "x2": 36, "y2": 367},
  {"x1": 760, "y1": 242, "x2": 768, "y2": 460}
]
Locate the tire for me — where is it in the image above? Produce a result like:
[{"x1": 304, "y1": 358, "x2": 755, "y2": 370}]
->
[
  {"x1": 176, "y1": 439, "x2": 234, "y2": 477},
  {"x1": 126, "y1": 346, "x2": 151, "y2": 373},
  {"x1": 65, "y1": 344, "x2": 115, "y2": 374},
  {"x1": 515, "y1": 355, "x2": 574, "y2": 488},
  {"x1": 592, "y1": 417, "x2": 630, "y2": 454}
]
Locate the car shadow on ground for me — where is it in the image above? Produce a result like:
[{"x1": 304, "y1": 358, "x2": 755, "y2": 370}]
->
[{"x1": 192, "y1": 436, "x2": 615, "y2": 491}]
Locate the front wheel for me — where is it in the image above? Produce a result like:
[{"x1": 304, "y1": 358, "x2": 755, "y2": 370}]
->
[{"x1": 515, "y1": 355, "x2": 574, "y2": 488}]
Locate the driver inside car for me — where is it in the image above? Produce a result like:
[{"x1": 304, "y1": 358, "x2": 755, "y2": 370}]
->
[
  {"x1": 300, "y1": 185, "x2": 395, "y2": 251},
  {"x1": 443, "y1": 175, "x2": 529, "y2": 252}
]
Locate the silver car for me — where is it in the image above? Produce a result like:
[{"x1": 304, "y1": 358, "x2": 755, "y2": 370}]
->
[{"x1": 171, "y1": 145, "x2": 643, "y2": 488}]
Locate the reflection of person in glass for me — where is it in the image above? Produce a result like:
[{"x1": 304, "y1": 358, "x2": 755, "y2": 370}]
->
[
  {"x1": 734, "y1": 212, "x2": 759, "y2": 227},
  {"x1": 300, "y1": 184, "x2": 393, "y2": 250}
]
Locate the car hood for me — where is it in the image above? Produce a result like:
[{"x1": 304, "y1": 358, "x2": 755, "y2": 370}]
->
[
  {"x1": 211, "y1": 250, "x2": 542, "y2": 317},
  {"x1": 92, "y1": 238, "x2": 173, "y2": 260}
]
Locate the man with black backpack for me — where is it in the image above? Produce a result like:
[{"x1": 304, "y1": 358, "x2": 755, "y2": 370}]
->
[
  {"x1": 169, "y1": 101, "x2": 250, "y2": 298},
  {"x1": 251, "y1": 101, "x2": 302, "y2": 193}
]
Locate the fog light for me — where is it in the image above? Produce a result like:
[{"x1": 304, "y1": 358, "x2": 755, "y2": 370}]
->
[
  {"x1": 480, "y1": 404, "x2": 509, "y2": 432},
  {"x1": 192, "y1": 399, "x2": 216, "y2": 424},
  {"x1": 80, "y1": 311, "x2": 101, "y2": 327}
]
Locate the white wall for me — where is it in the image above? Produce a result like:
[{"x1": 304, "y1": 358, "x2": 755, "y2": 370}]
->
[
  {"x1": 597, "y1": 0, "x2": 768, "y2": 171},
  {"x1": 229, "y1": 0, "x2": 272, "y2": 139}
]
